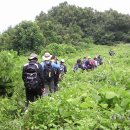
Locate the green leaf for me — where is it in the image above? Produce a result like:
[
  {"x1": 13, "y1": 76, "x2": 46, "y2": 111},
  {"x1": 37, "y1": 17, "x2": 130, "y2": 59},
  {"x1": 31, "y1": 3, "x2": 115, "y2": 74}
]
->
[{"x1": 105, "y1": 91, "x2": 117, "y2": 99}]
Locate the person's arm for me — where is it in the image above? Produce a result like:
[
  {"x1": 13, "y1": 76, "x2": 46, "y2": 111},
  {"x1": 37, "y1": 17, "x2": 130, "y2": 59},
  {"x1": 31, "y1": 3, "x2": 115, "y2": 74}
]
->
[
  {"x1": 51, "y1": 62, "x2": 60, "y2": 69},
  {"x1": 40, "y1": 62, "x2": 44, "y2": 70},
  {"x1": 22, "y1": 65, "x2": 27, "y2": 82}
]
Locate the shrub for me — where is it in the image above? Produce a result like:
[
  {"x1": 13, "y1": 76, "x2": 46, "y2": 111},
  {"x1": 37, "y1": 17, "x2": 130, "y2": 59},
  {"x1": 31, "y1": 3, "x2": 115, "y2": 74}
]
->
[
  {"x1": 40, "y1": 43, "x2": 76, "y2": 56},
  {"x1": 0, "y1": 51, "x2": 18, "y2": 97}
]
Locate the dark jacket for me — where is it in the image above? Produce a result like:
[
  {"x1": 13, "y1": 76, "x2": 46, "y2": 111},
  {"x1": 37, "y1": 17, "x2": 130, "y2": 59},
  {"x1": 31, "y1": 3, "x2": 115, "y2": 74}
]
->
[{"x1": 22, "y1": 60, "x2": 44, "y2": 89}]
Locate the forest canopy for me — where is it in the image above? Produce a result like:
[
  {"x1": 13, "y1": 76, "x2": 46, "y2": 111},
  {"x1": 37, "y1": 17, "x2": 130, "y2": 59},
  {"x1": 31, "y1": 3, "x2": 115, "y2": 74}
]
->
[{"x1": 0, "y1": 1, "x2": 130, "y2": 54}]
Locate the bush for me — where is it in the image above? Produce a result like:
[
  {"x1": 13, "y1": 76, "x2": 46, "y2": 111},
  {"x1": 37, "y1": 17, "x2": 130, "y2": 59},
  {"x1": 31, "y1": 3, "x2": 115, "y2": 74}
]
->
[
  {"x1": 40, "y1": 43, "x2": 76, "y2": 56},
  {"x1": 0, "y1": 51, "x2": 18, "y2": 97}
]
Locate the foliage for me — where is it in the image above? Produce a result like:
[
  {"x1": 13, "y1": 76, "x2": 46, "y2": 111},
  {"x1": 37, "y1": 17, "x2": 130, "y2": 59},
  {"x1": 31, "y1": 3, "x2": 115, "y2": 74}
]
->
[
  {"x1": 0, "y1": 44, "x2": 128, "y2": 129},
  {"x1": 1, "y1": 2, "x2": 130, "y2": 52},
  {"x1": 21, "y1": 44, "x2": 130, "y2": 129},
  {"x1": 0, "y1": 51, "x2": 19, "y2": 96},
  {"x1": 12, "y1": 21, "x2": 45, "y2": 54},
  {"x1": 0, "y1": 27, "x2": 15, "y2": 50},
  {"x1": 0, "y1": 5, "x2": 130, "y2": 127},
  {"x1": 41, "y1": 43, "x2": 76, "y2": 56}
]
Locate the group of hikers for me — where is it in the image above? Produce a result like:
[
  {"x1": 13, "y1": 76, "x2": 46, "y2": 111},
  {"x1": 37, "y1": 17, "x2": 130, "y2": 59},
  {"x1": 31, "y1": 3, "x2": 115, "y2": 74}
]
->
[
  {"x1": 73, "y1": 49, "x2": 115, "y2": 72},
  {"x1": 22, "y1": 52, "x2": 67, "y2": 107},
  {"x1": 73, "y1": 55, "x2": 104, "y2": 72},
  {"x1": 22, "y1": 50, "x2": 114, "y2": 108}
]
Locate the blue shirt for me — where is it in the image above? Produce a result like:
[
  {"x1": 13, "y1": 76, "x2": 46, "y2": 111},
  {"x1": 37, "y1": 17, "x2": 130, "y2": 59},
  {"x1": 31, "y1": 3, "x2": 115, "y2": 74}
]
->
[{"x1": 40, "y1": 61, "x2": 60, "y2": 70}]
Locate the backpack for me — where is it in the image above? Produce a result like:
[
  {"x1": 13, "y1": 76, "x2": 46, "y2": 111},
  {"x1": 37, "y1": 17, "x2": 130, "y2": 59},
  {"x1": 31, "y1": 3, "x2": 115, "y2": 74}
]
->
[
  {"x1": 89, "y1": 60, "x2": 95, "y2": 65},
  {"x1": 82, "y1": 60, "x2": 87, "y2": 69},
  {"x1": 60, "y1": 64, "x2": 65, "y2": 73},
  {"x1": 44, "y1": 61, "x2": 54, "y2": 81},
  {"x1": 25, "y1": 63, "x2": 39, "y2": 89}
]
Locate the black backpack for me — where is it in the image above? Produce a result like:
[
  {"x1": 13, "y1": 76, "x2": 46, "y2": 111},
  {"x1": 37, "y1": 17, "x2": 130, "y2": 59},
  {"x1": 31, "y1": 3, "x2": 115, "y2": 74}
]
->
[
  {"x1": 44, "y1": 61, "x2": 54, "y2": 81},
  {"x1": 25, "y1": 63, "x2": 39, "y2": 89}
]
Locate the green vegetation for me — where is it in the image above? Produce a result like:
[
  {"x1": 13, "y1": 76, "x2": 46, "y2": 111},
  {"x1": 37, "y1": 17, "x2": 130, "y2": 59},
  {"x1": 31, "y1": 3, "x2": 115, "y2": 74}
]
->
[
  {"x1": 0, "y1": 44, "x2": 130, "y2": 129},
  {"x1": 0, "y1": 1, "x2": 130, "y2": 129},
  {"x1": 1, "y1": 2, "x2": 130, "y2": 54}
]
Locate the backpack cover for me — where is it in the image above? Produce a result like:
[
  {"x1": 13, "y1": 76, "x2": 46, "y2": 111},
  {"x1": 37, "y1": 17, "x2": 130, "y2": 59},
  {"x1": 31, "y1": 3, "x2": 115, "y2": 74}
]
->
[
  {"x1": 44, "y1": 61, "x2": 54, "y2": 81},
  {"x1": 25, "y1": 63, "x2": 39, "y2": 89}
]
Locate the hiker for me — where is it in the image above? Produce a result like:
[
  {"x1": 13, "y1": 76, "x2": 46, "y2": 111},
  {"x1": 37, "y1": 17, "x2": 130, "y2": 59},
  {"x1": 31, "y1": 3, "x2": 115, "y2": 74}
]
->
[
  {"x1": 73, "y1": 59, "x2": 82, "y2": 72},
  {"x1": 97, "y1": 55, "x2": 103, "y2": 65},
  {"x1": 60, "y1": 59, "x2": 67, "y2": 75},
  {"x1": 40, "y1": 52, "x2": 60, "y2": 95},
  {"x1": 82, "y1": 57, "x2": 87, "y2": 70},
  {"x1": 59, "y1": 59, "x2": 67, "y2": 79},
  {"x1": 84, "y1": 56, "x2": 94, "y2": 70},
  {"x1": 109, "y1": 50, "x2": 115, "y2": 56},
  {"x1": 22, "y1": 53, "x2": 44, "y2": 107},
  {"x1": 51, "y1": 55, "x2": 61, "y2": 92},
  {"x1": 93, "y1": 57, "x2": 98, "y2": 68}
]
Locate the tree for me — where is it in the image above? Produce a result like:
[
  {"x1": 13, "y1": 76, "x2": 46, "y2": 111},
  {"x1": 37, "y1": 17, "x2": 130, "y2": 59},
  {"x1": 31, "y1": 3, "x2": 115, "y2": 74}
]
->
[
  {"x1": 0, "y1": 27, "x2": 15, "y2": 50},
  {"x1": 12, "y1": 21, "x2": 46, "y2": 54}
]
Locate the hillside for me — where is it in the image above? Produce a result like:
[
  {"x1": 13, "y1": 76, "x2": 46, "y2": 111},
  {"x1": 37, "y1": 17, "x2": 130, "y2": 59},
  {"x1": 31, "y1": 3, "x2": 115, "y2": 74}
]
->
[{"x1": 1, "y1": 44, "x2": 130, "y2": 130}]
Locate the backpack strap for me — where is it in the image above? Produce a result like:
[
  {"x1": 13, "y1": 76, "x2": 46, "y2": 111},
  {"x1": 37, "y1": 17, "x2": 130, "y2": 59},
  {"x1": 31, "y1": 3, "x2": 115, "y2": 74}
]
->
[
  {"x1": 44, "y1": 61, "x2": 52, "y2": 67},
  {"x1": 34, "y1": 63, "x2": 39, "y2": 69}
]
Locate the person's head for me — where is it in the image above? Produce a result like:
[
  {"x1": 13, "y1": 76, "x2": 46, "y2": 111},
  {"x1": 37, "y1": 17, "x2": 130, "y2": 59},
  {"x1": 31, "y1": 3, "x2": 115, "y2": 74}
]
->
[
  {"x1": 83, "y1": 57, "x2": 86, "y2": 59},
  {"x1": 88, "y1": 56, "x2": 91, "y2": 60},
  {"x1": 94, "y1": 57, "x2": 97, "y2": 60},
  {"x1": 51, "y1": 55, "x2": 55, "y2": 60},
  {"x1": 42, "y1": 52, "x2": 52, "y2": 61},
  {"x1": 51, "y1": 55, "x2": 56, "y2": 62},
  {"x1": 60, "y1": 59, "x2": 65, "y2": 64},
  {"x1": 98, "y1": 55, "x2": 101, "y2": 58},
  {"x1": 28, "y1": 53, "x2": 38, "y2": 62},
  {"x1": 77, "y1": 59, "x2": 81, "y2": 63},
  {"x1": 55, "y1": 56, "x2": 58, "y2": 61}
]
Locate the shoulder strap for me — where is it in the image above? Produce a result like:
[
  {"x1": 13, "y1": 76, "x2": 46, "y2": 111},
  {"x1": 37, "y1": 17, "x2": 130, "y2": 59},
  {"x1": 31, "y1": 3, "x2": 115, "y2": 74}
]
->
[{"x1": 44, "y1": 61, "x2": 52, "y2": 66}]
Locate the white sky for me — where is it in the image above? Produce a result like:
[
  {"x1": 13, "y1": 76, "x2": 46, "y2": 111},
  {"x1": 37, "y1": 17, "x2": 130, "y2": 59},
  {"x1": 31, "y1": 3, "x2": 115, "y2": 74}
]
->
[{"x1": 0, "y1": 0, "x2": 130, "y2": 33}]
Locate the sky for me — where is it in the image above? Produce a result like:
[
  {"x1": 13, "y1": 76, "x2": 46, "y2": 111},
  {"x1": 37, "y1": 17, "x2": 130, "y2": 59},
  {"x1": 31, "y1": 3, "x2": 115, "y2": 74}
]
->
[{"x1": 0, "y1": 0, "x2": 130, "y2": 33}]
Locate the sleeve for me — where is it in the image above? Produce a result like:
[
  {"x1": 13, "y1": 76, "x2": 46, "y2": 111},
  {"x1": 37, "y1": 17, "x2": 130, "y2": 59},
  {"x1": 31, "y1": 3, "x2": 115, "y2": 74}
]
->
[
  {"x1": 52, "y1": 62, "x2": 60, "y2": 69},
  {"x1": 22, "y1": 66, "x2": 26, "y2": 82},
  {"x1": 40, "y1": 62, "x2": 44, "y2": 70}
]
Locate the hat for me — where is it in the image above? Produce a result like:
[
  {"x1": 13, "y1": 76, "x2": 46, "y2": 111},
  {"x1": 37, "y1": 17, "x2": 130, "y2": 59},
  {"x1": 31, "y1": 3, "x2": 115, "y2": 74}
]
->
[
  {"x1": 88, "y1": 56, "x2": 91, "y2": 59},
  {"x1": 61, "y1": 59, "x2": 65, "y2": 63},
  {"x1": 28, "y1": 53, "x2": 37, "y2": 60},
  {"x1": 42, "y1": 52, "x2": 52, "y2": 60}
]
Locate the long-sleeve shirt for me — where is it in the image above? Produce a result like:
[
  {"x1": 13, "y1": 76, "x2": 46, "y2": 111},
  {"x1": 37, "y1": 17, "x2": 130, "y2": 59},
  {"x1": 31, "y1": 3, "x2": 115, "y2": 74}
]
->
[{"x1": 40, "y1": 60, "x2": 60, "y2": 70}]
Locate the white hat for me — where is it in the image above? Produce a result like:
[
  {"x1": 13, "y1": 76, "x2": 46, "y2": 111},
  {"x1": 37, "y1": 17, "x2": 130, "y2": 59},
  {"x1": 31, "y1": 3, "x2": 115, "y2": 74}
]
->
[
  {"x1": 28, "y1": 53, "x2": 37, "y2": 60},
  {"x1": 61, "y1": 59, "x2": 65, "y2": 62},
  {"x1": 88, "y1": 56, "x2": 91, "y2": 59},
  {"x1": 42, "y1": 52, "x2": 52, "y2": 60}
]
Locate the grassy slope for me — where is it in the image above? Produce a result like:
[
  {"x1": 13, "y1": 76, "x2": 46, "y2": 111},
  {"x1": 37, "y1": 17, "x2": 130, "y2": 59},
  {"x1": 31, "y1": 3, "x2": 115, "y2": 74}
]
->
[
  {"x1": 1, "y1": 44, "x2": 130, "y2": 130},
  {"x1": 23, "y1": 44, "x2": 130, "y2": 130}
]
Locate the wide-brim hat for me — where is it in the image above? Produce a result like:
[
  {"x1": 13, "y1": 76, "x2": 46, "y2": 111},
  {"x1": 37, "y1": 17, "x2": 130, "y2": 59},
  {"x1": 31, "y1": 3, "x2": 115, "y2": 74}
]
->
[
  {"x1": 42, "y1": 52, "x2": 52, "y2": 60},
  {"x1": 61, "y1": 59, "x2": 65, "y2": 63},
  {"x1": 28, "y1": 53, "x2": 37, "y2": 60}
]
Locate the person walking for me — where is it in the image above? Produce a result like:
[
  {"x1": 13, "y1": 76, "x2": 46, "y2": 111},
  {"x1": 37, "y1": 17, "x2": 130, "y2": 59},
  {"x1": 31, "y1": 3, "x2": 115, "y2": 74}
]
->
[
  {"x1": 22, "y1": 53, "x2": 44, "y2": 107},
  {"x1": 40, "y1": 52, "x2": 60, "y2": 95}
]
